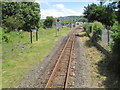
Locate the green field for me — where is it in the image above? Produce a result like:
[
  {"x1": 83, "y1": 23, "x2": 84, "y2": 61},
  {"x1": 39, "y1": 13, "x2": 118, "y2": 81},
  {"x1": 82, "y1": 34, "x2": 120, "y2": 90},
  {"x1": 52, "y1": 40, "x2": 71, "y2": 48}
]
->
[{"x1": 2, "y1": 27, "x2": 71, "y2": 88}]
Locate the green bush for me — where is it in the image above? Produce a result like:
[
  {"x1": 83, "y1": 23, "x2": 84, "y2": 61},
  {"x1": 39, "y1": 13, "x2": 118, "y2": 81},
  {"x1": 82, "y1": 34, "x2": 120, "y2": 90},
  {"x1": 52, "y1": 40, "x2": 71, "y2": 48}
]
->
[
  {"x1": 83, "y1": 22, "x2": 90, "y2": 31},
  {"x1": 43, "y1": 16, "x2": 55, "y2": 28},
  {"x1": 3, "y1": 16, "x2": 24, "y2": 32},
  {"x1": 111, "y1": 21, "x2": 120, "y2": 53},
  {"x1": 16, "y1": 31, "x2": 24, "y2": 38},
  {"x1": 112, "y1": 21, "x2": 120, "y2": 31},
  {"x1": 91, "y1": 21, "x2": 105, "y2": 42},
  {"x1": 2, "y1": 31, "x2": 11, "y2": 43},
  {"x1": 110, "y1": 22, "x2": 120, "y2": 75},
  {"x1": 83, "y1": 22, "x2": 93, "y2": 34},
  {"x1": 2, "y1": 27, "x2": 10, "y2": 33}
]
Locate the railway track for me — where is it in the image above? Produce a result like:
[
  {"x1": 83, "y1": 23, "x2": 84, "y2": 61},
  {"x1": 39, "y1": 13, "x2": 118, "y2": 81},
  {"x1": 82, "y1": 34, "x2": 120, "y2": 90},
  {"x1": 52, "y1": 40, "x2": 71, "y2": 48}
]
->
[{"x1": 45, "y1": 29, "x2": 76, "y2": 88}]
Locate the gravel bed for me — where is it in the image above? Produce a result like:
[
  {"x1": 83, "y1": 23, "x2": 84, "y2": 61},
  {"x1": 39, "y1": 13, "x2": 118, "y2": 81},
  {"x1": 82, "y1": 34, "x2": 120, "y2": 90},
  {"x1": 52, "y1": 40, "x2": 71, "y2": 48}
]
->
[
  {"x1": 74, "y1": 29, "x2": 91, "y2": 88},
  {"x1": 68, "y1": 29, "x2": 91, "y2": 88}
]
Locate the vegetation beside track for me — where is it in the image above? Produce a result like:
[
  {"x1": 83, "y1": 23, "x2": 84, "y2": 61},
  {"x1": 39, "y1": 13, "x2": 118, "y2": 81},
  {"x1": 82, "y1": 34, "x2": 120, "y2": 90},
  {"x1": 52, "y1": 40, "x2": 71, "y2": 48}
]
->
[
  {"x1": 79, "y1": 28, "x2": 120, "y2": 88},
  {"x1": 2, "y1": 27, "x2": 70, "y2": 88},
  {"x1": 0, "y1": 28, "x2": 2, "y2": 89}
]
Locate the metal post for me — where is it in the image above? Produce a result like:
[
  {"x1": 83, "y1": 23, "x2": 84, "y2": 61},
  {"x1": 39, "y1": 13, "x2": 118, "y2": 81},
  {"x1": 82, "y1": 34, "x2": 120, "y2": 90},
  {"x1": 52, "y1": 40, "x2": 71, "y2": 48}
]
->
[
  {"x1": 56, "y1": 27, "x2": 58, "y2": 37},
  {"x1": 56, "y1": 28, "x2": 57, "y2": 36},
  {"x1": 60, "y1": 28, "x2": 61, "y2": 36}
]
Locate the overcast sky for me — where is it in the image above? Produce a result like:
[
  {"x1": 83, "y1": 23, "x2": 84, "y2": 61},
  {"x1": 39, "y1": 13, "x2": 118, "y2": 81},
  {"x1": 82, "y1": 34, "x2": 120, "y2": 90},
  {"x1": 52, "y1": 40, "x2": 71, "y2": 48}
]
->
[{"x1": 35, "y1": 0, "x2": 114, "y2": 19}]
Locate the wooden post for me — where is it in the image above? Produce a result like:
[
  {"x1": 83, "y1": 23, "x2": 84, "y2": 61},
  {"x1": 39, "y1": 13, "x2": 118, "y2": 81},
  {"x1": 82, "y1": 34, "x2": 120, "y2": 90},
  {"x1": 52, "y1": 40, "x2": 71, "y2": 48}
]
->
[
  {"x1": 107, "y1": 26, "x2": 110, "y2": 45},
  {"x1": 36, "y1": 30, "x2": 38, "y2": 41},
  {"x1": 30, "y1": 31, "x2": 32, "y2": 43},
  {"x1": 90, "y1": 26, "x2": 92, "y2": 33}
]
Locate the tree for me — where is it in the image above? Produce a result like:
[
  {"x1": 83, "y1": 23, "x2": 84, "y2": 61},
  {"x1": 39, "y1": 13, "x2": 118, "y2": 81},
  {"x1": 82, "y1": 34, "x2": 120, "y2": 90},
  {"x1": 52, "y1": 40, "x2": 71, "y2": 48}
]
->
[
  {"x1": 83, "y1": 3, "x2": 116, "y2": 26},
  {"x1": 103, "y1": 5, "x2": 116, "y2": 26},
  {"x1": 117, "y1": 1, "x2": 120, "y2": 23},
  {"x1": 43, "y1": 16, "x2": 55, "y2": 28},
  {"x1": 2, "y1": 2, "x2": 41, "y2": 32},
  {"x1": 21, "y1": 2, "x2": 41, "y2": 31},
  {"x1": 3, "y1": 16, "x2": 24, "y2": 32},
  {"x1": 83, "y1": 3, "x2": 97, "y2": 22}
]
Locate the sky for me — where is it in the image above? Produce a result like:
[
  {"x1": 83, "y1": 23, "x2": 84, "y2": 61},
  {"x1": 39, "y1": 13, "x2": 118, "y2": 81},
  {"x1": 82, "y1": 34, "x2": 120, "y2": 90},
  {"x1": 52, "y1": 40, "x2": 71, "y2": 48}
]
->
[{"x1": 35, "y1": 0, "x2": 116, "y2": 19}]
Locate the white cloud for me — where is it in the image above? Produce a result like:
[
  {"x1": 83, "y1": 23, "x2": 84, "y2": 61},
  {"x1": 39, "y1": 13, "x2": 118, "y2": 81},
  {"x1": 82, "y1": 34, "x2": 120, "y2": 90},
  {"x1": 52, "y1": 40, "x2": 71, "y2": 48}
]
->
[
  {"x1": 41, "y1": 9, "x2": 63, "y2": 19},
  {"x1": 53, "y1": 4, "x2": 64, "y2": 9},
  {"x1": 35, "y1": 0, "x2": 40, "y2": 4},
  {"x1": 35, "y1": 0, "x2": 100, "y2": 3},
  {"x1": 35, "y1": 0, "x2": 49, "y2": 5},
  {"x1": 41, "y1": 4, "x2": 83, "y2": 19}
]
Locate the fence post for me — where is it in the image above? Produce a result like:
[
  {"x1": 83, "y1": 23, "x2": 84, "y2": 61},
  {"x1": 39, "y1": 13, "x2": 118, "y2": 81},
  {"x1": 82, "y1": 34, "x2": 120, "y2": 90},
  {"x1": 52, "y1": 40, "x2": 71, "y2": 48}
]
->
[
  {"x1": 90, "y1": 25, "x2": 92, "y2": 33},
  {"x1": 107, "y1": 26, "x2": 110, "y2": 45},
  {"x1": 36, "y1": 30, "x2": 38, "y2": 41},
  {"x1": 30, "y1": 30, "x2": 32, "y2": 43}
]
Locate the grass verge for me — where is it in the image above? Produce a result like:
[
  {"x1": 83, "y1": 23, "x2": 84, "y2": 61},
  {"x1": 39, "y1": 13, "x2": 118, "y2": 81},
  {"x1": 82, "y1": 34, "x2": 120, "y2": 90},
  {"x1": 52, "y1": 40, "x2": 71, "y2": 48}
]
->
[
  {"x1": 79, "y1": 28, "x2": 119, "y2": 88},
  {"x1": 2, "y1": 27, "x2": 71, "y2": 88}
]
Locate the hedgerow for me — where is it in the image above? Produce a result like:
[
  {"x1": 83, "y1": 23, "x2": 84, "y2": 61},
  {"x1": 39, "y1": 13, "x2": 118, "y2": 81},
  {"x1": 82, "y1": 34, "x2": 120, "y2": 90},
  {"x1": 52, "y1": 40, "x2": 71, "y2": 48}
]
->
[
  {"x1": 91, "y1": 21, "x2": 105, "y2": 42},
  {"x1": 111, "y1": 21, "x2": 120, "y2": 53},
  {"x1": 83, "y1": 22, "x2": 90, "y2": 31},
  {"x1": 110, "y1": 21, "x2": 120, "y2": 75}
]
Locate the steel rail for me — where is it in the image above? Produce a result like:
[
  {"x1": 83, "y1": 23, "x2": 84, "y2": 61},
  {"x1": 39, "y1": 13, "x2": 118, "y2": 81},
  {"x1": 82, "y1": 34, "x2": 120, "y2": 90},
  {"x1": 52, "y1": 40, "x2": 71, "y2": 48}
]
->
[
  {"x1": 64, "y1": 35, "x2": 75, "y2": 89},
  {"x1": 45, "y1": 36, "x2": 71, "y2": 88}
]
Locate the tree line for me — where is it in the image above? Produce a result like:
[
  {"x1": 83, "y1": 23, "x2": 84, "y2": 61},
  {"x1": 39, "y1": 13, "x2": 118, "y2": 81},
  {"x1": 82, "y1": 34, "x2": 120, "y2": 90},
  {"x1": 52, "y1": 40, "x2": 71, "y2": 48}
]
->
[{"x1": 42, "y1": 16, "x2": 87, "y2": 28}]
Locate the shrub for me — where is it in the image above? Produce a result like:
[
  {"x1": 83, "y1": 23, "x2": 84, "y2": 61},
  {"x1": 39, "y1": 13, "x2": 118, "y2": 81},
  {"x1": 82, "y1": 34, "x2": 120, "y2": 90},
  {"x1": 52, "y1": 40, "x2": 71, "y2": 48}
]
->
[
  {"x1": 16, "y1": 31, "x2": 24, "y2": 38},
  {"x1": 91, "y1": 21, "x2": 105, "y2": 42},
  {"x1": 3, "y1": 16, "x2": 24, "y2": 32},
  {"x1": 111, "y1": 21, "x2": 120, "y2": 53},
  {"x1": 110, "y1": 21, "x2": 120, "y2": 75},
  {"x1": 43, "y1": 16, "x2": 55, "y2": 28},
  {"x1": 2, "y1": 31, "x2": 11, "y2": 43},
  {"x1": 83, "y1": 22, "x2": 89, "y2": 31},
  {"x1": 2, "y1": 27, "x2": 10, "y2": 33},
  {"x1": 112, "y1": 21, "x2": 120, "y2": 31}
]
